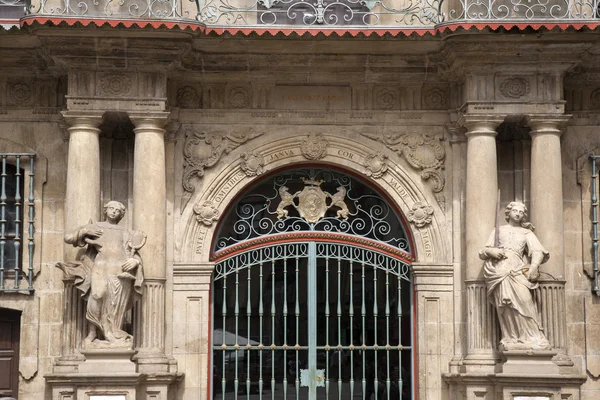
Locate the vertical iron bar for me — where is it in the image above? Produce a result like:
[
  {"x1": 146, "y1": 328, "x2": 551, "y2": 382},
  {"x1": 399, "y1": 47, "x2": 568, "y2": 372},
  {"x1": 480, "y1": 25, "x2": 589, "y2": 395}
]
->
[
  {"x1": 385, "y1": 262, "x2": 390, "y2": 400},
  {"x1": 361, "y1": 262, "x2": 366, "y2": 400},
  {"x1": 325, "y1": 254, "x2": 330, "y2": 399},
  {"x1": 14, "y1": 155, "x2": 20, "y2": 287},
  {"x1": 410, "y1": 279, "x2": 415, "y2": 399},
  {"x1": 235, "y1": 262, "x2": 240, "y2": 399},
  {"x1": 349, "y1": 259, "x2": 354, "y2": 399},
  {"x1": 271, "y1": 258, "x2": 276, "y2": 399},
  {"x1": 27, "y1": 156, "x2": 34, "y2": 291},
  {"x1": 373, "y1": 264, "x2": 378, "y2": 400},
  {"x1": 222, "y1": 274, "x2": 227, "y2": 399},
  {"x1": 308, "y1": 241, "x2": 317, "y2": 400},
  {"x1": 398, "y1": 269, "x2": 403, "y2": 397},
  {"x1": 295, "y1": 254, "x2": 300, "y2": 400},
  {"x1": 247, "y1": 265, "x2": 252, "y2": 399},
  {"x1": 0, "y1": 155, "x2": 6, "y2": 290},
  {"x1": 337, "y1": 256, "x2": 342, "y2": 399},
  {"x1": 259, "y1": 260, "x2": 264, "y2": 399},
  {"x1": 283, "y1": 249, "x2": 288, "y2": 400}
]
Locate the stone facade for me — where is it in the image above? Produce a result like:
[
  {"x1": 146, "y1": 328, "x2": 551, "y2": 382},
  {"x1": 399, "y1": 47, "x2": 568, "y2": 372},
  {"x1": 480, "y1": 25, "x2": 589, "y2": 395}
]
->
[{"x1": 0, "y1": 23, "x2": 599, "y2": 400}]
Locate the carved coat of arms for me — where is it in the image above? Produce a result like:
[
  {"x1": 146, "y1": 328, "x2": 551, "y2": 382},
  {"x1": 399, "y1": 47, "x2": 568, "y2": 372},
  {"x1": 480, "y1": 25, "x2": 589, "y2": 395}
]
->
[{"x1": 276, "y1": 178, "x2": 349, "y2": 224}]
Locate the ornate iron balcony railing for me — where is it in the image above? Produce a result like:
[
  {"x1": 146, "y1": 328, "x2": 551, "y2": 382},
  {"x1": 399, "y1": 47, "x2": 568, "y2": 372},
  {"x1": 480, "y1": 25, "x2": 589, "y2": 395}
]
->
[{"x1": 10, "y1": 0, "x2": 600, "y2": 32}]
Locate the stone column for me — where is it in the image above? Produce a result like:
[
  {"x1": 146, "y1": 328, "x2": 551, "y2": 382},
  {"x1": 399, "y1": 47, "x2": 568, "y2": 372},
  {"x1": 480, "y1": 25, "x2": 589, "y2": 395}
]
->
[
  {"x1": 56, "y1": 112, "x2": 103, "y2": 371},
  {"x1": 63, "y1": 112, "x2": 103, "y2": 236},
  {"x1": 527, "y1": 115, "x2": 570, "y2": 362},
  {"x1": 130, "y1": 112, "x2": 170, "y2": 372},
  {"x1": 461, "y1": 115, "x2": 504, "y2": 371}
]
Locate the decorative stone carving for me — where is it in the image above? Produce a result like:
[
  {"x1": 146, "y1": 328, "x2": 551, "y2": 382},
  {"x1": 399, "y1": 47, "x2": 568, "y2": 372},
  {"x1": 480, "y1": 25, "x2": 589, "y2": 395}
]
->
[
  {"x1": 301, "y1": 133, "x2": 329, "y2": 160},
  {"x1": 56, "y1": 201, "x2": 145, "y2": 350},
  {"x1": 423, "y1": 88, "x2": 447, "y2": 110},
  {"x1": 479, "y1": 202, "x2": 551, "y2": 350},
  {"x1": 228, "y1": 87, "x2": 251, "y2": 108},
  {"x1": 240, "y1": 152, "x2": 265, "y2": 177},
  {"x1": 363, "y1": 152, "x2": 388, "y2": 179},
  {"x1": 182, "y1": 125, "x2": 263, "y2": 209},
  {"x1": 375, "y1": 88, "x2": 397, "y2": 110},
  {"x1": 194, "y1": 200, "x2": 220, "y2": 226},
  {"x1": 99, "y1": 74, "x2": 133, "y2": 97},
  {"x1": 590, "y1": 88, "x2": 600, "y2": 108},
  {"x1": 407, "y1": 202, "x2": 434, "y2": 227},
  {"x1": 360, "y1": 131, "x2": 445, "y2": 193},
  {"x1": 8, "y1": 82, "x2": 32, "y2": 105},
  {"x1": 499, "y1": 77, "x2": 530, "y2": 99},
  {"x1": 276, "y1": 177, "x2": 349, "y2": 224},
  {"x1": 177, "y1": 86, "x2": 202, "y2": 109}
]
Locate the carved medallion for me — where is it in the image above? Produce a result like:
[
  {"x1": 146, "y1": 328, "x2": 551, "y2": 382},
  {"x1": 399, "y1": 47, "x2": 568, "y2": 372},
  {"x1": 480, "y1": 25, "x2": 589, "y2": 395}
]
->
[
  {"x1": 375, "y1": 88, "x2": 397, "y2": 110},
  {"x1": 407, "y1": 202, "x2": 434, "y2": 227},
  {"x1": 182, "y1": 126, "x2": 263, "y2": 210},
  {"x1": 499, "y1": 77, "x2": 530, "y2": 99},
  {"x1": 240, "y1": 152, "x2": 265, "y2": 177},
  {"x1": 301, "y1": 133, "x2": 328, "y2": 160},
  {"x1": 194, "y1": 200, "x2": 220, "y2": 226},
  {"x1": 177, "y1": 86, "x2": 201, "y2": 109},
  {"x1": 276, "y1": 177, "x2": 349, "y2": 224},
  {"x1": 8, "y1": 83, "x2": 32, "y2": 106},
  {"x1": 228, "y1": 87, "x2": 251, "y2": 108},
  {"x1": 423, "y1": 88, "x2": 447, "y2": 110},
  {"x1": 99, "y1": 74, "x2": 132, "y2": 96},
  {"x1": 361, "y1": 131, "x2": 445, "y2": 193},
  {"x1": 363, "y1": 152, "x2": 389, "y2": 179}
]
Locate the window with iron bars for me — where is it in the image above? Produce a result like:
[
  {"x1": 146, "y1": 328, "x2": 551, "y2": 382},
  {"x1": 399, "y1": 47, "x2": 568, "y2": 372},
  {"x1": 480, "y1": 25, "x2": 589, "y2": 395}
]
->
[{"x1": 0, "y1": 153, "x2": 35, "y2": 294}]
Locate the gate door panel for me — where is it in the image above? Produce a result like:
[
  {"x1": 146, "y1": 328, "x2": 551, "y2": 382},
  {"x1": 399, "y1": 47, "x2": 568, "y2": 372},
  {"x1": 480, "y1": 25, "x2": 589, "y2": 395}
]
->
[{"x1": 211, "y1": 168, "x2": 414, "y2": 400}]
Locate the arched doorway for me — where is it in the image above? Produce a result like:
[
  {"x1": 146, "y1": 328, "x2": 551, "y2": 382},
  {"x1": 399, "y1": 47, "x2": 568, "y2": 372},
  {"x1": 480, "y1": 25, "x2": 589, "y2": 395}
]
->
[{"x1": 210, "y1": 167, "x2": 414, "y2": 399}]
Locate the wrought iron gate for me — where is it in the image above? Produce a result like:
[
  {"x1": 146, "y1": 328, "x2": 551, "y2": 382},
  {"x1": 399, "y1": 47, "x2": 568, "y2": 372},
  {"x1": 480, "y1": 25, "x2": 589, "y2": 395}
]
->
[{"x1": 211, "y1": 168, "x2": 414, "y2": 399}]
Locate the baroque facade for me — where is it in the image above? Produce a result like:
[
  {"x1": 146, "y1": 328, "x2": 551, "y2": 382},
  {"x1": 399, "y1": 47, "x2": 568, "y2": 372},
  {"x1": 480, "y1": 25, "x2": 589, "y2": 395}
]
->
[{"x1": 1, "y1": 1, "x2": 600, "y2": 399}]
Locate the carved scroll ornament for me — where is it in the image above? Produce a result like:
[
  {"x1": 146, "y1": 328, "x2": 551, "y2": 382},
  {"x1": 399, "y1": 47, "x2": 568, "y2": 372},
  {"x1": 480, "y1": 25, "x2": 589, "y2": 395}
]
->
[
  {"x1": 360, "y1": 131, "x2": 445, "y2": 193},
  {"x1": 182, "y1": 125, "x2": 263, "y2": 210}
]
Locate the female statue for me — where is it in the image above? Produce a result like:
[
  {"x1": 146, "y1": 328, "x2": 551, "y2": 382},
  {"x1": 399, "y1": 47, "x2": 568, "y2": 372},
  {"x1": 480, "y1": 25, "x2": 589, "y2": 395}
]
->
[
  {"x1": 57, "y1": 201, "x2": 145, "y2": 349},
  {"x1": 479, "y1": 201, "x2": 550, "y2": 350}
]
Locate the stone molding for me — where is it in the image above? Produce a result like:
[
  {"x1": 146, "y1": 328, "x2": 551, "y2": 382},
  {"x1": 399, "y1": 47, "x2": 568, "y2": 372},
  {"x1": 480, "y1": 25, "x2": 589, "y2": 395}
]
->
[{"x1": 178, "y1": 134, "x2": 450, "y2": 266}]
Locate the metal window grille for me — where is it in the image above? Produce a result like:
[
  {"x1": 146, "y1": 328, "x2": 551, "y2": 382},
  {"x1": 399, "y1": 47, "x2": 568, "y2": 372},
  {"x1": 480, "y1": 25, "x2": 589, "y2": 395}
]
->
[
  {"x1": 0, "y1": 153, "x2": 35, "y2": 294},
  {"x1": 590, "y1": 155, "x2": 600, "y2": 296}
]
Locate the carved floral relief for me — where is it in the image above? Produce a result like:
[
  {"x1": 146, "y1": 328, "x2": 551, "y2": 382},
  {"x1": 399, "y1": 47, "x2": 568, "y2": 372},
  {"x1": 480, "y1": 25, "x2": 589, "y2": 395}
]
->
[
  {"x1": 8, "y1": 82, "x2": 33, "y2": 106},
  {"x1": 363, "y1": 152, "x2": 389, "y2": 179},
  {"x1": 301, "y1": 133, "x2": 329, "y2": 160},
  {"x1": 182, "y1": 125, "x2": 263, "y2": 209},
  {"x1": 499, "y1": 77, "x2": 530, "y2": 99},
  {"x1": 407, "y1": 202, "x2": 434, "y2": 227},
  {"x1": 177, "y1": 86, "x2": 202, "y2": 109},
  {"x1": 99, "y1": 74, "x2": 133, "y2": 97},
  {"x1": 240, "y1": 152, "x2": 265, "y2": 177},
  {"x1": 360, "y1": 131, "x2": 446, "y2": 194},
  {"x1": 194, "y1": 200, "x2": 220, "y2": 226}
]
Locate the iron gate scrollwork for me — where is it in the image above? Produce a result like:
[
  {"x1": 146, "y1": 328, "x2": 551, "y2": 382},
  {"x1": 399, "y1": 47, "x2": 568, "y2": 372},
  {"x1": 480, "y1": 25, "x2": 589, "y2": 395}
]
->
[{"x1": 212, "y1": 168, "x2": 414, "y2": 399}]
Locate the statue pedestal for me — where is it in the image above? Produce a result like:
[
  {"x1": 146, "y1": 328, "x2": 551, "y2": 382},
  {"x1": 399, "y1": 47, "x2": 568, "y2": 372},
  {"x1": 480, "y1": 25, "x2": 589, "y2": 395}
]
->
[
  {"x1": 79, "y1": 349, "x2": 137, "y2": 374},
  {"x1": 499, "y1": 349, "x2": 559, "y2": 375}
]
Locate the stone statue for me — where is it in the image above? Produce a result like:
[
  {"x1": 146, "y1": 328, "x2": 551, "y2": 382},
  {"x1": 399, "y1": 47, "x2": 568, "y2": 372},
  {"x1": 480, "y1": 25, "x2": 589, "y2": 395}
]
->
[
  {"x1": 57, "y1": 201, "x2": 146, "y2": 349},
  {"x1": 479, "y1": 201, "x2": 550, "y2": 350}
]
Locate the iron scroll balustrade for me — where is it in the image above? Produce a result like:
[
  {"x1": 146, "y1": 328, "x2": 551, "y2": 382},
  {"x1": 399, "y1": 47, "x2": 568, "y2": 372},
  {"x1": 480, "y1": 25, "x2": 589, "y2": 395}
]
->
[
  {"x1": 0, "y1": 153, "x2": 35, "y2": 294},
  {"x1": 212, "y1": 241, "x2": 413, "y2": 399},
  {"x1": 213, "y1": 168, "x2": 412, "y2": 257},
  {"x1": 19, "y1": 0, "x2": 600, "y2": 29}
]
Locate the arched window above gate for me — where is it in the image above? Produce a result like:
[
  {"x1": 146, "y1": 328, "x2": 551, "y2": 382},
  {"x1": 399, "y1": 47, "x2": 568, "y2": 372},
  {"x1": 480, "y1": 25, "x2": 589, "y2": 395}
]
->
[{"x1": 212, "y1": 168, "x2": 413, "y2": 261}]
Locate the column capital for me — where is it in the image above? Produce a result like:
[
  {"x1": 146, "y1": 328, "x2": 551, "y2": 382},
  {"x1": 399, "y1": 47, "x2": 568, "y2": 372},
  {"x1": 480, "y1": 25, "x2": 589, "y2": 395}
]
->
[
  {"x1": 128, "y1": 111, "x2": 171, "y2": 129},
  {"x1": 526, "y1": 114, "x2": 572, "y2": 137},
  {"x1": 458, "y1": 114, "x2": 504, "y2": 138},
  {"x1": 61, "y1": 110, "x2": 104, "y2": 130}
]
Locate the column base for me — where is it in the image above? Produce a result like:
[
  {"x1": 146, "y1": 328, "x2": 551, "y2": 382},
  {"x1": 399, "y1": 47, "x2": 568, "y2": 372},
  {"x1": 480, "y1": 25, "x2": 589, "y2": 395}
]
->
[
  {"x1": 461, "y1": 353, "x2": 499, "y2": 374},
  {"x1": 133, "y1": 350, "x2": 177, "y2": 374},
  {"x1": 52, "y1": 354, "x2": 85, "y2": 374}
]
